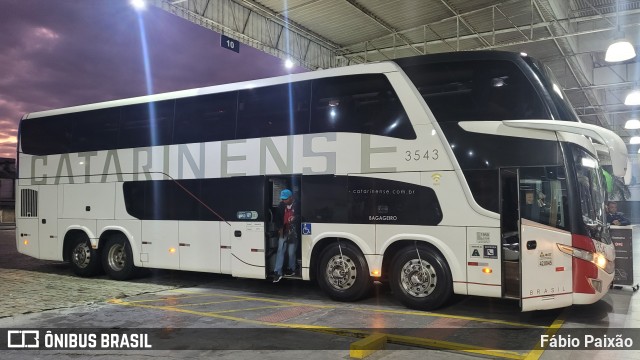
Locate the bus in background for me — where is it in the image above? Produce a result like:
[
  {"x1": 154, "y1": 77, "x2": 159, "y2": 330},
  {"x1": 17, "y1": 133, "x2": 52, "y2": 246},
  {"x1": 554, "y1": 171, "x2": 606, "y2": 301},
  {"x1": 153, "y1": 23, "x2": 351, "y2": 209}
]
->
[{"x1": 16, "y1": 51, "x2": 627, "y2": 311}]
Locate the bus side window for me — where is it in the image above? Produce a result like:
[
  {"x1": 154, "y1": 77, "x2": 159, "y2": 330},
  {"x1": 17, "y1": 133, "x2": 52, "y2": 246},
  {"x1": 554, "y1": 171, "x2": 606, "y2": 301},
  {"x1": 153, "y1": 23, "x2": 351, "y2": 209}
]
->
[{"x1": 237, "y1": 82, "x2": 311, "y2": 139}]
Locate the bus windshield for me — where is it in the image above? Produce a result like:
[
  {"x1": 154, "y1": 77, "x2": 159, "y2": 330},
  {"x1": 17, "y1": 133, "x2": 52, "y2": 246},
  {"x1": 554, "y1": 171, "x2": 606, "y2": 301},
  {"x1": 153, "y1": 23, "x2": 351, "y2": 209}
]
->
[
  {"x1": 523, "y1": 57, "x2": 580, "y2": 122},
  {"x1": 573, "y1": 146, "x2": 609, "y2": 243}
]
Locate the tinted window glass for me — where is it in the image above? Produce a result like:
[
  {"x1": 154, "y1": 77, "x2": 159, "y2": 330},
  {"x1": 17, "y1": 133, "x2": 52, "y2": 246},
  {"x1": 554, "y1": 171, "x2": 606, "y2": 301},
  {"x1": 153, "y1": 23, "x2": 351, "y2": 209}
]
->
[
  {"x1": 464, "y1": 169, "x2": 499, "y2": 213},
  {"x1": 70, "y1": 108, "x2": 119, "y2": 152},
  {"x1": 174, "y1": 92, "x2": 237, "y2": 144},
  {"x1": 441, "y1": 123, "x2": 563, "y2": 170},
  {"x1": 302, "y1": 175, "x2": 350, "y2": 223},
  {"x1": 237, "y1": 82, "x2": 310, "y2": 139},
  {"x1": 519, "y1": 166, "x2": 570, "y2": 231},
  {"x1": 123, "y1": 177, "x2": 264, "y2": 221},
  {"x1": 400, "y1": 60, "x2": 549, "y2": 122},
  {"x1": 311, "y1": 74, "x2": 415, "y2": 139},
  {"x1": 21, "y1": 115, "x2": 72, "y2": 155},
  {"x1": 119, "y1": 101, "x2": 175, "y2": 148},
  {"x1": 301, "y1": 175, "x2": 441, "y2": 225}
]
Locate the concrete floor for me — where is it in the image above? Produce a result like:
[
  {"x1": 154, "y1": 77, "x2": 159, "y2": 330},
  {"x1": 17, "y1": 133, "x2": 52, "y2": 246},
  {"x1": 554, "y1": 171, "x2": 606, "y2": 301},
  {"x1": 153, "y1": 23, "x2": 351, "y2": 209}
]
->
[{"x1": 0, "y1": 228, "x2": 638, "y2": 359}]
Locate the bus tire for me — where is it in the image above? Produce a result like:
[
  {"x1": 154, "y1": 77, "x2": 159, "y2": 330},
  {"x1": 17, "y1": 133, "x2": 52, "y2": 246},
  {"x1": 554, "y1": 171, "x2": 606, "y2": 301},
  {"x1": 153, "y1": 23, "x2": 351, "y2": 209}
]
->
[
  {"x1": 102, "y1": 234, "x2": 136, "y2": 280},
  {"x1": 317, "y1": 242, "x2": 371, "y2": 302},
  {"x1": 389, "y1": 245, "x2": 452, "y2": 310},
  {"x1": 69, "y1": 233, "x2": 102, "y2": 277}
]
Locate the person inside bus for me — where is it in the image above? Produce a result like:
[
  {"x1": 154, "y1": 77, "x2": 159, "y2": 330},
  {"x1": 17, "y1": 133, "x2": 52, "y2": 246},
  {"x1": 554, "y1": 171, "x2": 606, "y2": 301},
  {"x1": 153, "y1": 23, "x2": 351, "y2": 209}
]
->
[
  {"x1": 606, "y1": 201, "x2": 630, "y2": 226},
  {"x1": 537, "y1": 191, "x2": 551, "y2": 224},
  {"x1": 273, "y1": 189, "x2": 300, "y2": 283},
  {"x1": 521, "y1": 190, "x2": 539, "y2": 222}
]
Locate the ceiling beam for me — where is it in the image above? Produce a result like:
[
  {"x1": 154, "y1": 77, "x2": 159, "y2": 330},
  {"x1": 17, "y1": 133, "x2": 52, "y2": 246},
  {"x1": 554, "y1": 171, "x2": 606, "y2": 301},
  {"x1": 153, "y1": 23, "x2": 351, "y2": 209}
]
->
[{"x1": 337, "y1": 7, "x2": 640, "y2": 58}]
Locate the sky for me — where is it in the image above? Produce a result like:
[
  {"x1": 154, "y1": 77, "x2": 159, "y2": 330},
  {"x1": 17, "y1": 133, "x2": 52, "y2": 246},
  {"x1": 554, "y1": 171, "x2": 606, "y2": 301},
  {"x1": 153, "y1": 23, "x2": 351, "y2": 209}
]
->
[{"x1": 0, "y1": 0, "x2": 306, "y2": 159}]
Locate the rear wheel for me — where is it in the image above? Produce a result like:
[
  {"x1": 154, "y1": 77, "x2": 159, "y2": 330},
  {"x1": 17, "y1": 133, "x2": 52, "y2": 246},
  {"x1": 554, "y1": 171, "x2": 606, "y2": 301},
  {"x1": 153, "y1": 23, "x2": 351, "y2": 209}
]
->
[
  {"x1": 317, "y1": 242, "x2": 371, "y2": 302},
  {"x1": 102, "y1": 234, "x2": 137, "y2": 280},
  {"x1": 389, "y1": 245, "x2": 452, "y2": 310},
  {"x1": 69, "y1": 233, "x2": 102, "y2": 277}
]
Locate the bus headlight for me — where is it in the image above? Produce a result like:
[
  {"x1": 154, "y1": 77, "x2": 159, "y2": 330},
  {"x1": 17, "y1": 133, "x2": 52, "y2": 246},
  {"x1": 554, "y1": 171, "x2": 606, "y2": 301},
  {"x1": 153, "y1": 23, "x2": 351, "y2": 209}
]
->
[{"x1": 557, "y1": 244, "x2": 614, "y2": 273}]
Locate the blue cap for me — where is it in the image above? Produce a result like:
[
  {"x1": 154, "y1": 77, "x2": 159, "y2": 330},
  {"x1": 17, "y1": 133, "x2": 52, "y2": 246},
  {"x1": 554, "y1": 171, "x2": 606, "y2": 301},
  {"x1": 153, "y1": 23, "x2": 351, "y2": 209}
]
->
[{"x1": 280, "y1": 189, "x2": 292, "y2": 200}]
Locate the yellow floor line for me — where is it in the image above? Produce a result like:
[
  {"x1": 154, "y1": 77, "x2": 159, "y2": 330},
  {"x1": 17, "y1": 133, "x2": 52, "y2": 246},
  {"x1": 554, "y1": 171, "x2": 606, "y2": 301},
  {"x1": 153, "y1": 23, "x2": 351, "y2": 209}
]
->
[
  {"x1": 178, "y1": 292, "x2": 337, "y2": 309},
  {"x1": 149, "y1": 291, "x2": 547, "y2": 329},
  {"x1": 208, "y1": 305, "x2": 291, "y2": 314},
  {"x1": 170, "y1": 291, "x2": 544, "y2": 329},
  {"x1": 172, "y1": 299, "x2": 247, "y2": 307},
  {"x1": 108, "y1": 298, "x2": 528, "y2": 359},
  {"x1": 523, "y1": 309, "x2": 567, "y2": 360},
  {"x1": 385, "y1": 333, "x2": 526, "y2": 359},
  {"x1": 108, "y1": 298, "x2": 331, "y2": 328},
  {"x1": 125, "y1": 293, "x2": 227, "y2": 303},
  {"x1": 364, "y1": 308, "x2": 546, "y2": 329},
  {"x1": 350, "y1": 333, "x2": 387, "y2": 359}
]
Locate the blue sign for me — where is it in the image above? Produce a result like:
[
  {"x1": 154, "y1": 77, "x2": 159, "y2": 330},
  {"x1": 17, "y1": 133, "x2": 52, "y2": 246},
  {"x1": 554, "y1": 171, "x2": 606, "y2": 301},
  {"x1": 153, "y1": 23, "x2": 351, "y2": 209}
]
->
[
  {"x1": 221, "y1": 35, "x2": 240, "y2": 53},
  {"x1": 302, "y1": 223, "x2": 312, "y2": 235}
]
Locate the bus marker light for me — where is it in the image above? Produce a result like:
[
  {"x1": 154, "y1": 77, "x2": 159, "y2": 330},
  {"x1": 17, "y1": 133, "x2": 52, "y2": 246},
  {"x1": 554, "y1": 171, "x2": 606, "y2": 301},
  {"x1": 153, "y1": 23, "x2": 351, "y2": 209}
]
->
[
  {"x1": 371, "y1": 270, "x2": 380, "y2": 276},
  {"x1": 482, "y1": 267, "x2": 492, "y2": 274},
  {"x1": 23, "y1": 240, "x2": 28, "y2": 245},
  {"x1": 169, "y1": 248, "x2": 176, "y2": 254}
]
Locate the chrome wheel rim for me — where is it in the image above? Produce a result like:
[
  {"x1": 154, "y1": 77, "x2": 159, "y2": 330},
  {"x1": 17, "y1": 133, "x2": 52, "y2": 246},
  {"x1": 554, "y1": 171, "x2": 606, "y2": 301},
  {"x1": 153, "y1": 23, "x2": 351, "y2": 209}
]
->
[
  {"x1": 325, "y1": 254, "x2": 357, "y2": 290},
  {"x1": 72, "y1": 242, "x2": 91, "y2": 269},
  {"x1": 400, "y1": 259, "x2": 437, "y2": 298},
  {"x1": 108, "y1": 243, "x2": 126, "y2": 271}
]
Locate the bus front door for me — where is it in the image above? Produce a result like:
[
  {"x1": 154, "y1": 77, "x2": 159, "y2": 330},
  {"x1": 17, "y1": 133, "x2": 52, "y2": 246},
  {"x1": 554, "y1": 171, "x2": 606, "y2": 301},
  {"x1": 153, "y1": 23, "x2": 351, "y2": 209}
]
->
[
  {"x1": 518, "y1": 167, "x2": 573, "y2": 311},
  {"x1": 520, "y1": 220, "x2": 573, "y2": 311}
]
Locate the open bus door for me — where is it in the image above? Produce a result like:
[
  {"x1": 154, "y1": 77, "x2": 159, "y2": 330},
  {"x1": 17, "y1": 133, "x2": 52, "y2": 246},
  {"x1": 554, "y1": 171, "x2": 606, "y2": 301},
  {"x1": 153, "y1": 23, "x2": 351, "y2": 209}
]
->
[
  {"x1": 517, "y1": 167, "x2": 573, "y2": 311},
  {"x1": 501, "y1": 167, "x2": 573, "y2": 311}
]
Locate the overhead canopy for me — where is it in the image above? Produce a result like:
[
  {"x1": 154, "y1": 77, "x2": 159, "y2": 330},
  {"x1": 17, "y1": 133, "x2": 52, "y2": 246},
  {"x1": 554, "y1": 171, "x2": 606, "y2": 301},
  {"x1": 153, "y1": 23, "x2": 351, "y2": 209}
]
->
[{"x1": 154, "y1": 0, "x2": 640, "y2": 153}]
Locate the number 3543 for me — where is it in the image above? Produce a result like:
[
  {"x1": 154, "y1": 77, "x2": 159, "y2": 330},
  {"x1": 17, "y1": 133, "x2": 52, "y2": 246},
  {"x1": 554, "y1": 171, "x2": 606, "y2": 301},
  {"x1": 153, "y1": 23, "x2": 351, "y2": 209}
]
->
[{"x1": 404, "y1": 149, "x2": 439, "y2": 161}]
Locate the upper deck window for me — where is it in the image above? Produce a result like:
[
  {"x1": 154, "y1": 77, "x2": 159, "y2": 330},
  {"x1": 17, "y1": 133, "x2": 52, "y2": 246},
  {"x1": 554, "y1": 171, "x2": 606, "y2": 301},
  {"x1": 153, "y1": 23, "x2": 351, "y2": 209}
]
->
[
  {"x1": 399, "y1": 60, "x2": 550, "y2": 123},
  {"x1": 311, "y1": 74, "x2": 416, "y2": 139}
]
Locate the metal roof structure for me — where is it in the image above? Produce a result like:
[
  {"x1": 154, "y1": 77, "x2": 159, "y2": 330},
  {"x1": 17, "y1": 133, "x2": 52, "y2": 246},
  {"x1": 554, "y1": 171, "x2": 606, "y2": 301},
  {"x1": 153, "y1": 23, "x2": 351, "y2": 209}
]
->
[{"x1": 152, "y1": 0, "x2": 640, "y2": 152}]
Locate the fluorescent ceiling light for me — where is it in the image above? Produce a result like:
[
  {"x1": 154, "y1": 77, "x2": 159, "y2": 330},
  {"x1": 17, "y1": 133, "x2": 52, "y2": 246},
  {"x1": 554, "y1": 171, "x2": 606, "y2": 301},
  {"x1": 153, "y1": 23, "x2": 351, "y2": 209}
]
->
[
  {"x1": 605, "y1": 40, "x2": 636, "y2": 62},
  {"x1": 130, "y1": 0, "x2": 146, "y2": 10},
  {"x1": 630, "y1": 136, "x2": 640, "y2": 144},
  {"x1": 625, "y1": 119, "x2": 640, "y2": 129},
  {"x1": 284, "y1": 59, "x2": 294, "y2": 69},
  {"x1": 625, "y1": 90, "x2": 640, "y2": 106}
]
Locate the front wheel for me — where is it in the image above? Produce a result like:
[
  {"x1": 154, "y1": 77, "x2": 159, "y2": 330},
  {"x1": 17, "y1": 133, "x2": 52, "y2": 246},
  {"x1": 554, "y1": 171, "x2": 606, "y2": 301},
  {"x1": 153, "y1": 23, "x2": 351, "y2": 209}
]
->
[
  {"x1": 101, "y1": 234, "x2": 137, "y2": 280},
  {"x1": 69, "y1": 234, "x2": 102, "y2": 277},
  {"x1": 389, "y1": 245, "x2": 452, "y2": 310},
  {"x1": 317, "y1": 242, "x2": 371, "y2": 302}
]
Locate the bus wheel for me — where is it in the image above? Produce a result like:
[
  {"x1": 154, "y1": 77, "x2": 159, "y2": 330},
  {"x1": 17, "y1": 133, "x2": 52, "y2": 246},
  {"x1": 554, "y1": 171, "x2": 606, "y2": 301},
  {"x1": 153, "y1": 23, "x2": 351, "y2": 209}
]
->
[
  {"x1": 102, "y1": 234, "x2": 136, "y2": 280},
  {"x1": 317, "y1": 242, "x2": 371, "y2": 302},
  {"x1": 389, "y1": 245, "x2": 452, "y2": 310},
  {"x1": 69, "y1": 234, "x2": 102, "y2": 277}
]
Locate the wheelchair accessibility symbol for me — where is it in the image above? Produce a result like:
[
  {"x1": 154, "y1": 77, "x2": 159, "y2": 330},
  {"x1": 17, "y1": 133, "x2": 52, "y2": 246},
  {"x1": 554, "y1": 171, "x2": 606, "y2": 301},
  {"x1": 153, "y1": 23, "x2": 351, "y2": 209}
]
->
[{"x1": 302, "y1": 223, "x2": 312, "y2": 235}]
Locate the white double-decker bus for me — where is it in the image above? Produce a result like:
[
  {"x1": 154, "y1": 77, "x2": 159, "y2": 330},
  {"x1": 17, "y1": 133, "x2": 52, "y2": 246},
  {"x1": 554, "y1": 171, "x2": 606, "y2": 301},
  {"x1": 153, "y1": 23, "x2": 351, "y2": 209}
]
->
[{"x1": 16, "y1": 51, "x2": 627, "y2": 311}]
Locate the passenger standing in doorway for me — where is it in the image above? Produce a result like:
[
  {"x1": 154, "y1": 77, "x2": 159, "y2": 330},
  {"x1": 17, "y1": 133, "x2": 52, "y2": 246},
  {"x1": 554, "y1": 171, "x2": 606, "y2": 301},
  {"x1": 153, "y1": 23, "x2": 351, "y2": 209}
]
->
[{"x1": 273, "y1": 189, "x2": 300, "y2": 283}]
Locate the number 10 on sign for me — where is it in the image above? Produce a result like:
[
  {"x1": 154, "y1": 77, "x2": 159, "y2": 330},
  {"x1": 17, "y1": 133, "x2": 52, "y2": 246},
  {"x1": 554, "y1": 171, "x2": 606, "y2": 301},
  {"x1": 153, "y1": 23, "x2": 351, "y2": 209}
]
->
[{"x1": 221, "y1": 35, "x2": 240, "y2": 53}]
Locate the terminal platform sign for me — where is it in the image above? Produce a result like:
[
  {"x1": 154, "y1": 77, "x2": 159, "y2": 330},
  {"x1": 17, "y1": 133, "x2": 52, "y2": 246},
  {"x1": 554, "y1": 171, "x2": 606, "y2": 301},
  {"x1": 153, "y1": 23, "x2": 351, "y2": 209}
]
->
[{"x1": 221, "y1": 35, "x2": 240, "y2": 53}]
